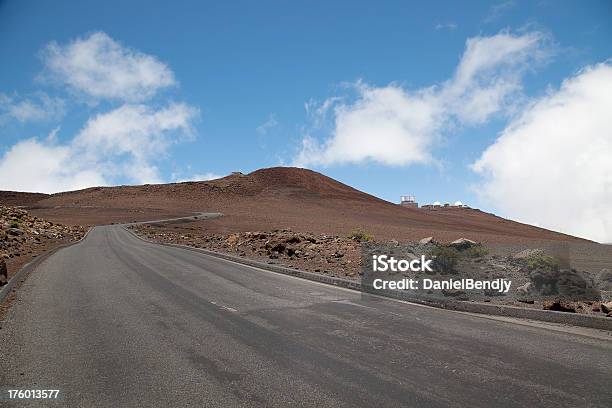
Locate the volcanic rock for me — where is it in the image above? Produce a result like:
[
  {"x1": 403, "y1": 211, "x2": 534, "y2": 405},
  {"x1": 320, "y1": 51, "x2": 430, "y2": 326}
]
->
[
  {"x1": 449, "y1": 238, "x2": 478, "y2": 250},
  {"x1": 516, "y1": 282, "x2": 534, "y2": 295},
  {"x1": 543, "y1": 300, "x2": 576, "y2": 313},
  {"x1": 513, "y1": 248, "x2": 544, "y2": 259}
]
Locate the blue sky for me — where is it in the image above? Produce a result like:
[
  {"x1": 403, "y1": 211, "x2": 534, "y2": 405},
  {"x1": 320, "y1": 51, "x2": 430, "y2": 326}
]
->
[{"x1": 0, "y1": 0, "x2": 611, "y2": 241}]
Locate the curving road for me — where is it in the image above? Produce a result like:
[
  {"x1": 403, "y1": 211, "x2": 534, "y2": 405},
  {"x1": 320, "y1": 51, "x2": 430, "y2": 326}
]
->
[{"x1": 1, "y1": 223, "x2": 611, "y2": 407}]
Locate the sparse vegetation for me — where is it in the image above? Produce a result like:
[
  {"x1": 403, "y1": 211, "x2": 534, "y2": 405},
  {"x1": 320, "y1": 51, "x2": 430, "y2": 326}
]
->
[
  {"x1": 428, "y1": 246, "x2": 460, "y2": 273},
  {"x1": 9, "y1": 220, "x2": 19, "y2": 229},
  {"x1": 348, "y1": 228, "x2": 372, "y2": 242},
  {"x1": 463, "y1": 245, "x2": 489, "y2": 258},
  {"x1": 526, "y1": 254, "x2": 559, "y2": 272}
]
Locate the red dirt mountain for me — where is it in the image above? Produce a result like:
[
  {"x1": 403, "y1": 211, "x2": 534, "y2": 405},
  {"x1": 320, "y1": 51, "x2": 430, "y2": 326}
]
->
[
  {"x1": 4, "y1": 167, "x2": 587, "y2": 243},
  {"x1": 0, "y1": 191, "x2": 49, "y2": 207}
]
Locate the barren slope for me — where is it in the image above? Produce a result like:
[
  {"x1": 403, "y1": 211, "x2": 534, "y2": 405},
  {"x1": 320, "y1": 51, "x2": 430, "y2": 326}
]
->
[
  {"x1": 0, "y1": 191, "x2": 48, "y2": 207},
  {"x1": 21, "y1": 167, "x2": 586, "y2": 244}
]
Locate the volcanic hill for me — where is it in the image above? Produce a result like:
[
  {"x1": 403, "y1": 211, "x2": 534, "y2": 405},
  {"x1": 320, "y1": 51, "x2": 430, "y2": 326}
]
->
[{"x1": 1, "y1": 167, "x2": 586, "y2": 243}]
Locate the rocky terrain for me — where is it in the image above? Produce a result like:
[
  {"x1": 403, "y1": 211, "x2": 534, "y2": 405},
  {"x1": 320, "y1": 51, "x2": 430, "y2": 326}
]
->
[
  {"x1": 0, "y1": 206, "x2": 86, "y2": 285},
  {"x1": 131, "y1": 223, "x2": 612, "y2": 317},
  {"x1": 132, "y1": 224, "x2": 364, "y2": 277}
]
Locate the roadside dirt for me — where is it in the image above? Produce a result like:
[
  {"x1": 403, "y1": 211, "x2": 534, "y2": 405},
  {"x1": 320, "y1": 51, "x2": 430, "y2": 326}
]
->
[
  {"x1": 0, "y1": 205, "x2": 86, "y2": 319},
  {"x1": 132, "y1": 223, "x2": 364, "y2": 278},
  {"x1": 0, "y1": 206, "x2": 86, "y2": 281},
  {"x1": 131, "y1": 222, "x2": 612, "y2": 317}
]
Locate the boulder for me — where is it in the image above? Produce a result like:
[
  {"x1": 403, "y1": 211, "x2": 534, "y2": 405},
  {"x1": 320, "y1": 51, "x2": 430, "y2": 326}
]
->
[
  {"x1": 285, "y1": 235, "x2": 301, "y2": 244},
  {"x1": 449, "y1": 238, "x2": 477, "y2": 250},
  {"x1": 516, "y1": 282, "x2": 534, "y2": 295},
  {"x1": 419, "y1": 237, "x2": 435, "y2": 245},
  {"x1": 226, "y1": 234, "x2": 239, "y2": 247},
  {"x1": 543, "y1": 300, "x2": 576, "y2": 313},
  {"x1": 270, "y1": 243, "x2": 286, "y2": 253},
  {"x1": 601, "y1": 301, "x2": 612, "y2": 314},
  {"x1": 512, "y1": 248, "x2": 544, "y2": 260},
  {"x1": 8, "y1": 228, "x2": 23, "y2": 236}
]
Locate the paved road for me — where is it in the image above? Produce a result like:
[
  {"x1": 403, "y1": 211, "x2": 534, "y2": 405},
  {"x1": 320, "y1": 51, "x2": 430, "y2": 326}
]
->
[{"x1": 1, "y1": 224, "x2": 611, "y2": 407}]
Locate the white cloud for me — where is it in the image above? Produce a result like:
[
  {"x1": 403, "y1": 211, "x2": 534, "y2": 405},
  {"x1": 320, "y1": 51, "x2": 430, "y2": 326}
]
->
[
  {"x1": 172, "y1": 172, "x2": 223, "y2": 182},
  {"x1": 0, "y1": 32, "x2": 202, "y2": 193},
  {"x1": 445, "y1": 31, "x2": 549, "y2": 124},
  {"x1": 0, "y1": 92, "x2": 65, "y2": 123},
  {"x1": 74, "y1": 103, "x2": 196, "y2": 160},
  {"x1": 256, "y1": 114, "x2": 279, "y2": 135},
  {"x1": 472, "y1": 62, "x2": 612, "y2": 242},
  {"x1": 295, "y1": 83, "x2": 440, "y2": 166},
  {"x1": 0, "y1": 136, "x2": 105, "y2": 193},
  {"x1": 0, "y1": 103, "x2": 198, "y2": 193},
  {"x1": 295, "y1": 31, "x2": 549, "y2": 167},
  {"x1": 41, "y1": 31, "x2": 176, "y2": 102}
]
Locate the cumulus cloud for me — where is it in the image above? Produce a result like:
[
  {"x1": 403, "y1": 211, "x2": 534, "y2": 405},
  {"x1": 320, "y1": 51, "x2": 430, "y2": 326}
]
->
[
  {"x1": 295, "y1": 83, "x2": 440, "y2": 166},
  {"x1": 0, "y1": 136, "x2": 105, "y2": 193},
  {"x1": 0, "y1": 92, "x2": 65, "y2": 123},
  {"x1": 294, "y1": 31, "x2": 549, "y2": 167},
  {"x1": 472, "y1": 62, "x2": 612, "y2": 242},
  {"x1": 0, "y1": 103, "x2": 198, "y2": 193},
  {"x1": 41, "y1": 31, "x2": 176, "y2": 102}
]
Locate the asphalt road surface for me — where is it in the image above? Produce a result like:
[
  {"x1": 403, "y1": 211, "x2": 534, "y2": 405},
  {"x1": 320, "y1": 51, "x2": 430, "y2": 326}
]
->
[{"x1": 1, "y1": 224, "x2": 611, "y2": 407}]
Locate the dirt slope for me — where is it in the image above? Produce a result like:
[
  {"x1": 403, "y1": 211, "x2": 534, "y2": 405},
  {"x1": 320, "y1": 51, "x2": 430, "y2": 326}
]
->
[
  {"x1": 0, "y1": 191, "x2": 49, "y2": 207},
  {"x1": 11, "y1": 167, "x2": 583, "y2": 244}
]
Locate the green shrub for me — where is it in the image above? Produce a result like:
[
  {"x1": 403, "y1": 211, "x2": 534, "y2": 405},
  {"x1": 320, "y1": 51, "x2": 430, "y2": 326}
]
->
[
  {"x1": 428, "y1": 246, "x2": 460, "y2": 273},
  {"x1": 9, "y1": 220, "x2": 19, "y2": 229},
  {"x1": 348, "y1": 229, "x2": 372, "y2": 242},
  {"x1": 526, "y1": 254, "x2": 559, "y2": 272},
  {"x1": 464, "y1": 245, "x2": 489, "y2": 258}
]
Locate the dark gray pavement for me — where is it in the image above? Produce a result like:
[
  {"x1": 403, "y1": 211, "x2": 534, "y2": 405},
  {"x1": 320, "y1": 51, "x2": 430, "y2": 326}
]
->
[{"x1": 1, "y1": 224, "x2": 611, "y2": 407}]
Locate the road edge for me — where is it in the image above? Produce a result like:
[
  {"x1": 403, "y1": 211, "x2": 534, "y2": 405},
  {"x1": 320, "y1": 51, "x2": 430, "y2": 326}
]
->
[
  {"x1": 0, "y1": 227, "x2": 93, "y2": 305},
  {"x1": 125, "y1": 227, "x2": 612, "y2": 331}
]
